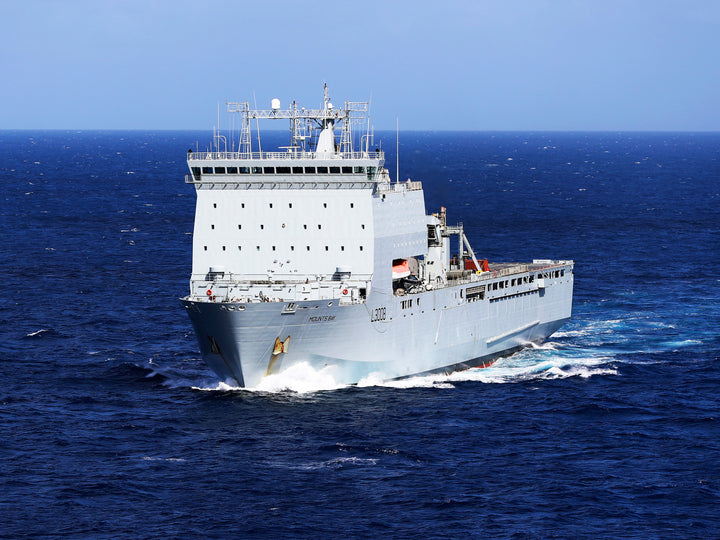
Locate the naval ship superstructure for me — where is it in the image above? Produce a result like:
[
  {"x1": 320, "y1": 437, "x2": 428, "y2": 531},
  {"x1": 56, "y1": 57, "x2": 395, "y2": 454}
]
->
[{"x1": 182, "y1": 86, "x2": 574, "y2": 387}]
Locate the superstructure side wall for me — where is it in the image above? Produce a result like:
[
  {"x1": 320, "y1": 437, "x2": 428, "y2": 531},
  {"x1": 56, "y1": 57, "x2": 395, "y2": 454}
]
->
[{"x1": 369, "y1": 188, "x2": 428, "y2": 294}]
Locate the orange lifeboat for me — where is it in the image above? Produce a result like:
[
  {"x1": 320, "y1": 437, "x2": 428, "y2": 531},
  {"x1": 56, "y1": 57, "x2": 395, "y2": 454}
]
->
[{"x1": 392, "y1": 259, "x2": 411, "y2": 279}]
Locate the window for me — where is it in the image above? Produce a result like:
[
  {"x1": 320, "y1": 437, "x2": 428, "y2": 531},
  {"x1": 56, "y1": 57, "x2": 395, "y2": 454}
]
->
[
  {"x1": 304, "y1": 166, "x2": 316, "y2": 174},
  {"x1": 213, "y1": 203, "x2": 217, "y2": 208},
  {"x1": 350, "y1": 203, "x2": 354, "y2": 208},
  {"x1": 222, "y1": 246, "x2": 226, "y2": 251},
  {"x1": 341, "y1": 246, "x2": 345, "y2": 251},
  {"x1": 292, "y1": 167, "x2": 303, "y2": 174},
  {"x1": 241, "y1": 203, "x2": 245, "y2": 208},
  {"x1": 276, "y1": 166, "x2": 290, "y2": 174},
  {"x1": 211, "y1": 224, "x2": 215, "y2": 229},
  {"x1": 256, "y1": 246, "x2": 260, "y2": 251},
  {"x1": 260, "y1": 224, "x2": 264, "y2": 230},
  {"x1": 291, "y1": 246, "x2": 295, "y2": 251},
  {"x1": 361, "y1": 224, "x2": 365, "y2": 229},
  {"x1": 360, "y1": 246, "x2": 364, "y2": 251},
  {"x1": 227, "y1": 167, "x2": 238, "y2": 174},
  {"x1": 252, "y1": 167, "x2": 262, "y2": 174},
  {"x1": 318, "y1": 224, "x2": 322, "y2": 230},
  {"x1": 239, "y1": 167, "x2": 250, "y2": 174},
  {"x1": 214, "y1": 167, "x2": 226, "y2": 174},
  {"x1": 323, "y1": 203, "x2": 327, "y2": 208},
  {"x1": 289, "y1": 203, "x2": 292, "y2": 208},
  {"x1": 354, "y1": 166, "x2": 365, "y2": 174},
  {"x1": 272, "y1": 246, "x2": 276, "y2": 251},
  {"x1": 202, "y1": 167, "x2": 213, "y2": 174},
  {"x1": 330, "y1": 166, "x2": 340, "y2": 174},
  {"x1": 317, "y1": 166, "x2": 328, "y2": 174},
  {"x1": 238, "y1": 224, "x2": 241, "y2": 229},
  {"x1": 204, "y1": 246, "x2": 207, "y2": 251},
  {"x1": 238, "y1": 246, "x2": 241, "y2": 251},
  {"x1": 325, "y1": 246, "x2": 329, "y2": 251},
  {"x1": 263, "y1": 166, "x2": 275, "y2": 174},
  {"x1": 306, "y1": 246, "x2": 310, "y2": 251},
  {"x1": 269, "y1": 203, "x2": 273, "y2": 208},
  {"x1": 342, "y1": 166, "x2": 352, "y2": 174},
  {"x1": 303, "y1": 224, "x2": 307, "y2": 229}
]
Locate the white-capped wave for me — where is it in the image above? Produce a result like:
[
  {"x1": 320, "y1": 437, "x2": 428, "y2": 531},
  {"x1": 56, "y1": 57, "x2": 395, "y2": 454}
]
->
[{"x1": 26, "y1": 329, "x2": 49, "y2": 337}]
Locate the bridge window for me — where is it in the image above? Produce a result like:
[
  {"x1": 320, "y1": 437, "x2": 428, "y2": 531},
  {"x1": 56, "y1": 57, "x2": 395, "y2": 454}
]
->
[
  {"x1": 330, "y1": 166, "x2": 340, "y2": 174},
  {"x1": 317, "y1": 166, "x2": 328, "y2": 174},
  {"x1": 252, "y1": 167, "x2": 262, "y2": 174},
  {"x1": 214, "y1": 167, "x2": 226, "y2": 174},
  {"x1": 292, "y1": 167, "x2": 303, "y2": 174},
  {"x1": 342, "y1": 166, "x2": 352, "y2": 173},
  {"x1": 202, "y1": 167, "x2": 213, "y2": 174},
  {"x1": 239, "y1": 167, "x2": 250, "y2": 174},
  {"x1": 227, "y1": 167, "x2": 238, "y2": 174},
  {"x1": 263, "y1": 167, "x2": 275, "y2": 174},
  {"x1": 304, "y1": 166, "x2": 316, "y2": 174},
  {"x1": 277, "y1": 166, "x2": 290, "y2": 174},
  {"x1": 354, "y1": 166, "x2": 365, "y2": 174}
]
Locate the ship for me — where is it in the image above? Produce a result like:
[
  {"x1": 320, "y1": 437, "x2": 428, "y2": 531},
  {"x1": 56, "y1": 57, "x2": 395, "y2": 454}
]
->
[{"x1": 181, "y1": 85, "x2": 574, "y2": 387}]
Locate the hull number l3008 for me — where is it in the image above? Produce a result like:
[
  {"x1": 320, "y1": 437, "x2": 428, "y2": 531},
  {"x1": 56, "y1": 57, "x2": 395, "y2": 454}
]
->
[{"x1": 370, "y1": 307, "x2": 387, "y2": 322}]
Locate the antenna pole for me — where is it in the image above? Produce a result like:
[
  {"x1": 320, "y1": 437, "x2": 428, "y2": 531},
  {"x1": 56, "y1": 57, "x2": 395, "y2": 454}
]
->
[{"x1": 396, "y1": 117, "x2": 399, "y2": 183}]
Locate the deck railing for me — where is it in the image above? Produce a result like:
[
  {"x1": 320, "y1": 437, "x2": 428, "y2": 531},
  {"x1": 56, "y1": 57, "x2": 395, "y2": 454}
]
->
[{"x1": 187, "y1": 150, "x2": 383, "y2": 161}]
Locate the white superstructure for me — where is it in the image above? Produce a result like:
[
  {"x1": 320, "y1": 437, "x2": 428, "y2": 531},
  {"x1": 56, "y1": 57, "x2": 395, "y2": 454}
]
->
[{"x1": 181, "y1": 86, "x2": 574, "y2": 387}]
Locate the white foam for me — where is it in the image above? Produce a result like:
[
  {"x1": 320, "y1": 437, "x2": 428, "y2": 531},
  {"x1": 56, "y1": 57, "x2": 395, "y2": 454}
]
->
[
  {"x1": 190, "y1": 362, "x2": 348, "y2": 394},
  {"x1": 358, "y1": 371, "x2": 454, "y2": 389},
  {"x1": 26, "y1": 329, "x2": 49, "y2": 337},
  {"x1": 251, "y1": 362, "x2": 346, "y2": 393}
]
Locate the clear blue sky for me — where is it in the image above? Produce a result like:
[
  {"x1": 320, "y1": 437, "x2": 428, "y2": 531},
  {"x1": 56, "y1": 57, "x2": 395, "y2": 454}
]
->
[{"x1": 2, "y1": 0, "x2": 719, "y2": 130}]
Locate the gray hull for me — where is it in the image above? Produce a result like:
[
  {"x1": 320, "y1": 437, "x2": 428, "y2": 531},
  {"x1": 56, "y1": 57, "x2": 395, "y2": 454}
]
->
[{"x1": 182, "y1": 265, "x2": 573, "y2": 387}]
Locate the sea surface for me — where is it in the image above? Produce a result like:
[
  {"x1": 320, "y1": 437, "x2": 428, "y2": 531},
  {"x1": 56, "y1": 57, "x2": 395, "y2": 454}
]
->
[{"x1": 1, "y1": 130, "x2": 719, "y2": 539}]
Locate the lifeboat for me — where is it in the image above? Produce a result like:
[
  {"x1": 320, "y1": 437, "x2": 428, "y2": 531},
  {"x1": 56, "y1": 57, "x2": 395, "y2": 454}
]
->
[{"x1": 392, "y1": 259, "x2": 411, "y2": 279}]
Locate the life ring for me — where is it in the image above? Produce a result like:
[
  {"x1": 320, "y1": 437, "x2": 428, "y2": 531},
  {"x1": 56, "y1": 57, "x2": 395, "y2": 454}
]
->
[
  {"x1": 342, "y1": 288, "x2": 349, "y2": 295},
  {"x1": 206, "y1": 289, "x2": 213, "y2": 296}
]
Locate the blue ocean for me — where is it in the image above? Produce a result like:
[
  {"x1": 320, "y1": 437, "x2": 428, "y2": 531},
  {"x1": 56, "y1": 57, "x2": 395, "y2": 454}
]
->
[{"x1": 1, "y1": 130, "x2": 718, "y2": 539}]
